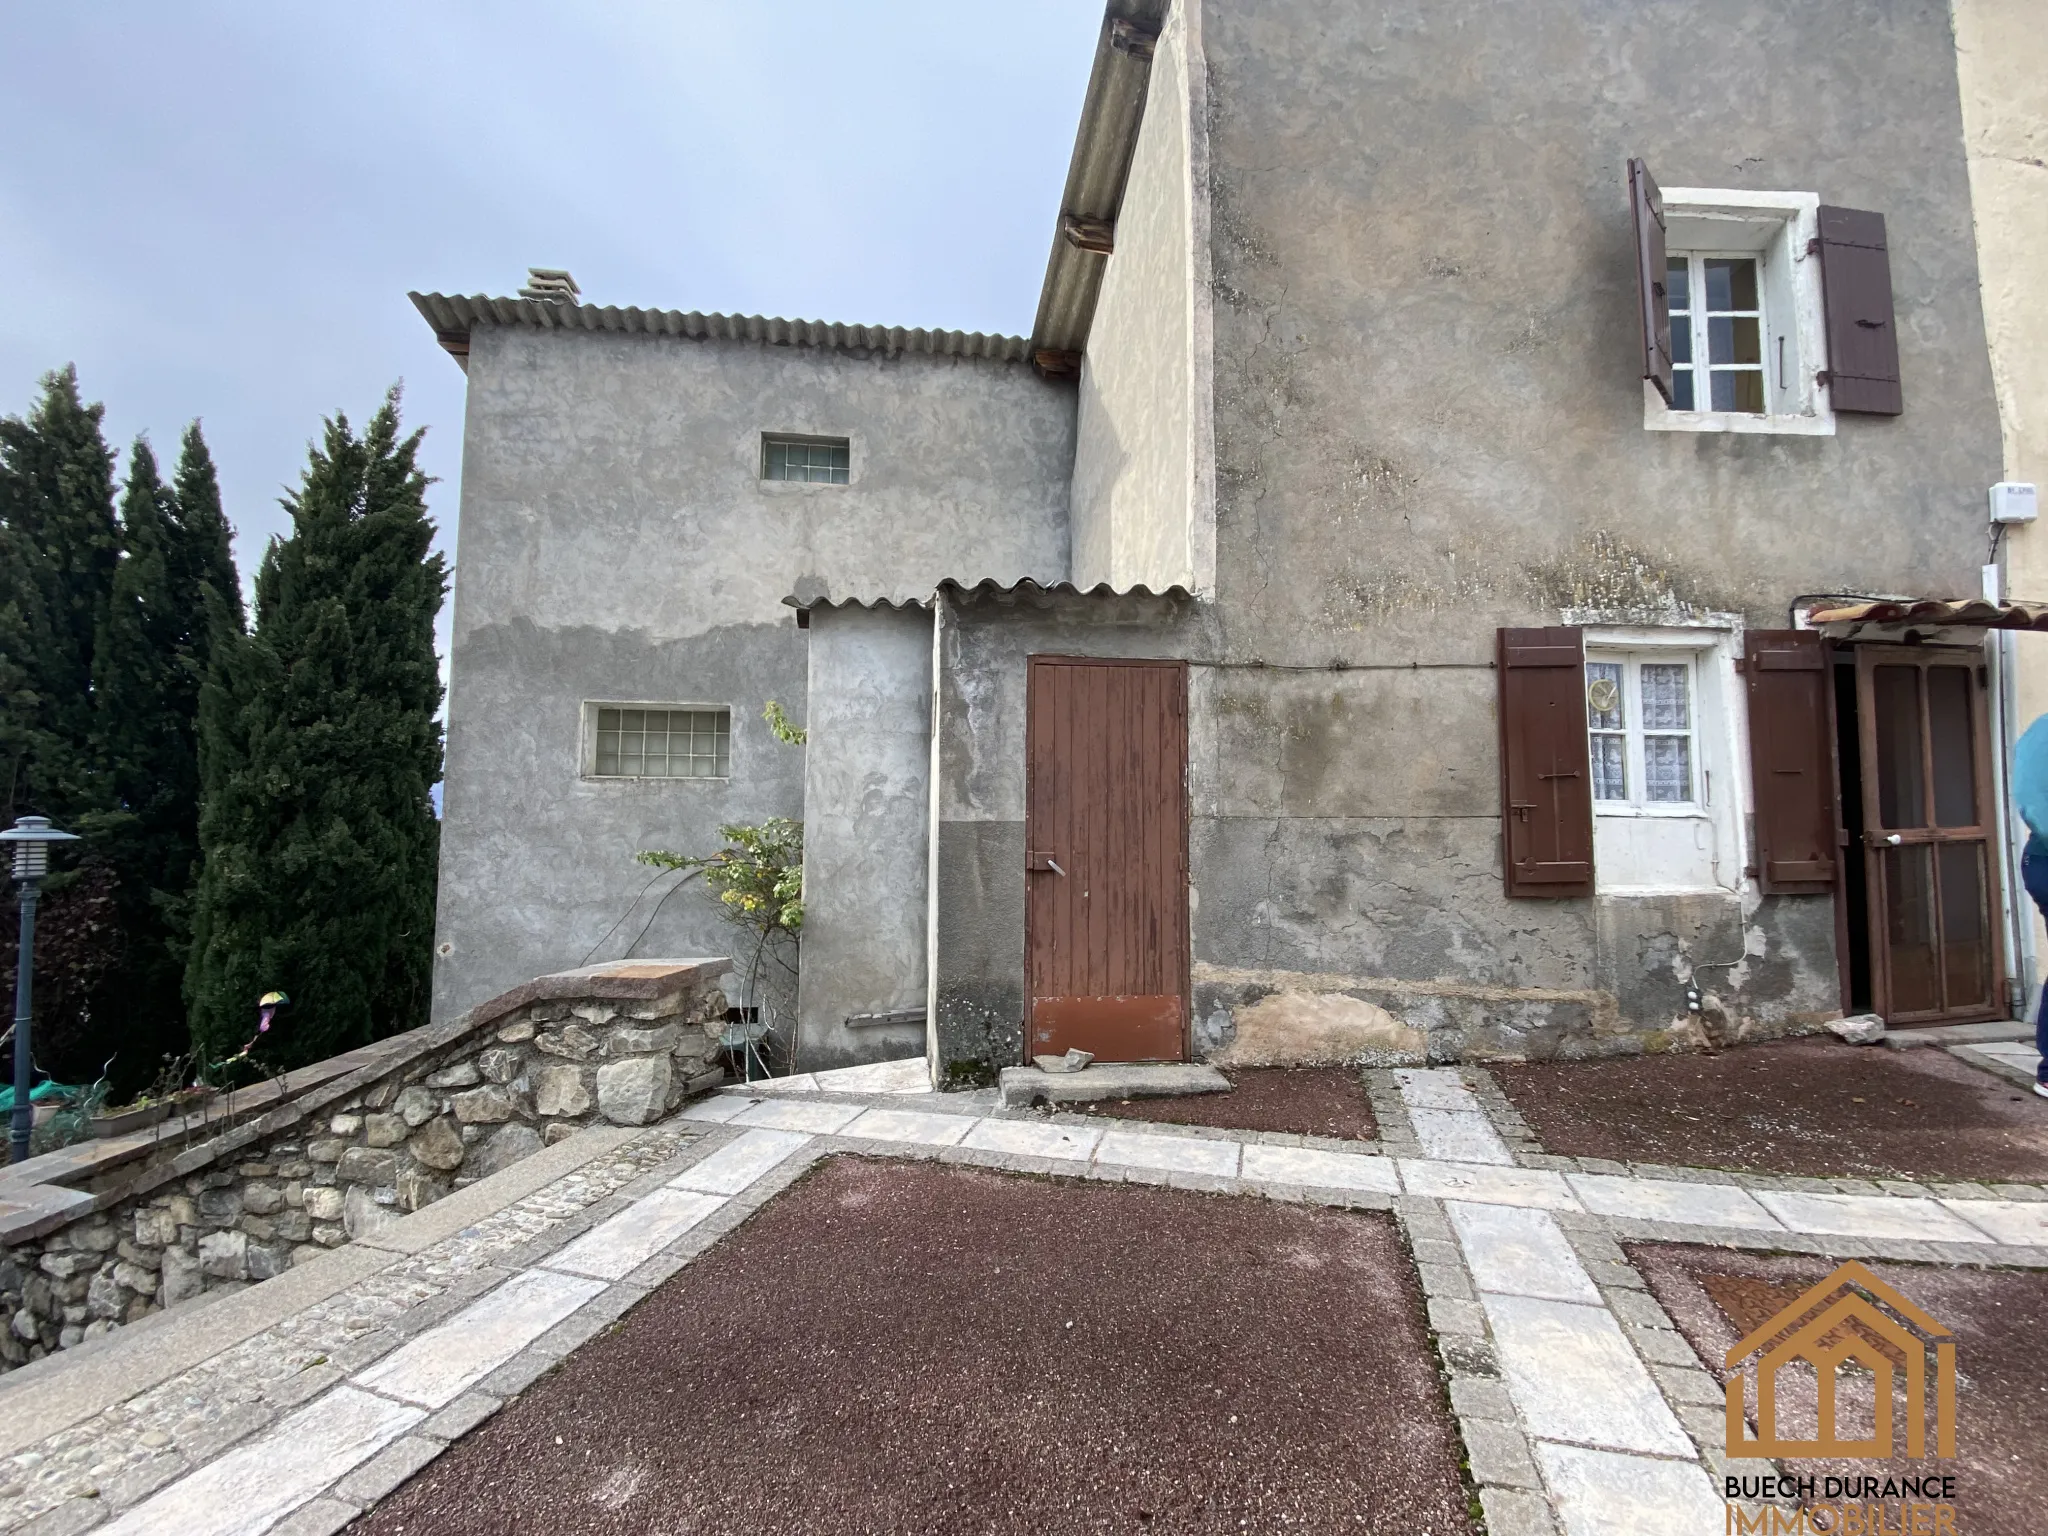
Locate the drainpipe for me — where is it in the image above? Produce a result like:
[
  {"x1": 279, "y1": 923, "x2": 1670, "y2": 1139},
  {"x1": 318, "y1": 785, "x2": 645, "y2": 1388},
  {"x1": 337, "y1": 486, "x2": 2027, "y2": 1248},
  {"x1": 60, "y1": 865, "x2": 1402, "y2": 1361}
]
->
[{"x1": 1987, "y1": 558, "x2": 2037, "y2": 1022}]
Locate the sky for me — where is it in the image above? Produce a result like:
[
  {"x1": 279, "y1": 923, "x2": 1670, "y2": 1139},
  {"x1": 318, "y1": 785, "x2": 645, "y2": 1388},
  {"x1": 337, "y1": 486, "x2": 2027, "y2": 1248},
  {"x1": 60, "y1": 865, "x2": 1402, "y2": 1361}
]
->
[{"x1": 0, "y1": 0, "x2": 1103, "y2": 671}]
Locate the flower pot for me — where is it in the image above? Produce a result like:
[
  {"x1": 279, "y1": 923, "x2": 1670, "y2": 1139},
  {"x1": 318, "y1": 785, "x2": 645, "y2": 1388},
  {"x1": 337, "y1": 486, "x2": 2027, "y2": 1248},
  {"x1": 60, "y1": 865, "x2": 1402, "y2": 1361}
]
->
[{"x1": 90, "y1": 1101, "x2": 171, "y2": 1138}]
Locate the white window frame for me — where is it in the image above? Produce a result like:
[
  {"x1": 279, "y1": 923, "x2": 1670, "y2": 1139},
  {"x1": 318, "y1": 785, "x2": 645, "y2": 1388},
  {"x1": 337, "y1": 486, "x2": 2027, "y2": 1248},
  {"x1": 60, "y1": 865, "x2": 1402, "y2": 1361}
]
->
[
  {"x1": 1586, "y1": 651, "x2": 1703, "y2": 816},
  {"x1": 1584, "y1": 625, "x2": 1747, "y2": 897},
  {"x1": 579, "y1": 701, "x2": 732, "y2": 782},
  {"x1": 1644, "y1": 188, "x2": 1834, "y2": 438}
]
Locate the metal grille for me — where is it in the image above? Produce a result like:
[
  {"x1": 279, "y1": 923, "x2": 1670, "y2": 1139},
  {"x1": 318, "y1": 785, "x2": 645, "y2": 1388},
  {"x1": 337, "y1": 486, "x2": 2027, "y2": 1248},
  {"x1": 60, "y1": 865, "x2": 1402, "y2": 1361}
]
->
[
  {"x1": 593, "y1": 707, "x2": 730, "y2": 778},
  {"x1": 762, "y1": 436, "x2": 850, "y2": 483}
]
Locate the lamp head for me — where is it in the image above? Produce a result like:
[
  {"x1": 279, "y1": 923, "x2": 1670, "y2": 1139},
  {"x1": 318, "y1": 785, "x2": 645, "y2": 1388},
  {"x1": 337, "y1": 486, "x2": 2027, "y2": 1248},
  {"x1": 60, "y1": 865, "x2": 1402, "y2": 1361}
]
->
[{"x1": 0, "y1": 817, "x2": 80, "y2": 882}]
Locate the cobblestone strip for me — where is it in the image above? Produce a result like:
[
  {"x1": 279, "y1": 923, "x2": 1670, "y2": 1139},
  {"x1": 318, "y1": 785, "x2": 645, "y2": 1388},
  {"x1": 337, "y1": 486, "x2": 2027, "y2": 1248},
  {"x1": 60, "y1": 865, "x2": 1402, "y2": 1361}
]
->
[
  {"x1": 0, "y1": 1125, "x2": 712, "y2": 1536},
  {"x1": 1460, "y1": 1068, "x2": 1549, "y2": 1166},
  {"x1": 1363, "y1": 1069, "x2": 1424, "y2": 1158}
]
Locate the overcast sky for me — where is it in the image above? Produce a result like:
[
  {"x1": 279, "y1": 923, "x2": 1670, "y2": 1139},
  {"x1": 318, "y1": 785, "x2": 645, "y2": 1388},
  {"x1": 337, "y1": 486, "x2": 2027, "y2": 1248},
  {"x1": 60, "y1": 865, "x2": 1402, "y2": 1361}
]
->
[{"x1": 0, "y1": 1, "x2": 1101, "y2": 665}]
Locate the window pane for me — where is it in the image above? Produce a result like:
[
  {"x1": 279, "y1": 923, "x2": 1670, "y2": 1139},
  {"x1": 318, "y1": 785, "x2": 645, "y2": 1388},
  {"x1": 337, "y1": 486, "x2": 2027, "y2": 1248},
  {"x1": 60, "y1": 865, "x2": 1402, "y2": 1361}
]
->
[
  {"x1": 1670, "y1": 370, "x2": 1695, "y2": 410},
  {"x1": 1639, "y1": 663, "x2": 1689, "y2": 729},
  {"x1": 763, "y1": 436, "x2": 850, "y2": 483},
  {"x1": 1591, "y1": 734, "x2": 1627, "y2": 800},
  {"x1": 590, "y1": 705, "x2": 732, "y2": 776},
  {"x1": 1872, "y1": 665, "x2": 1927, "y2": 829},
  {"x1": 1882, "y1": 844, "x2": 1941, "y2": 1014},
  {"x1": 1937, "y1": 842, "x2": 1993, "y2": 1010},
  {"x1": 1586, "y1": 661, "x2": 1624, "y2": 728},
  {"x1": 1710, "y1": 369, "x2": 1766, "y2": 413},
  {"x1": 1927, "y1": 667, "x2": 1978, "y2": 827},
  {"x1": 1644, "y1": 734, "x2": 1692, "y2": 802},
  {"x1": 1670, "y1": 322, "x2": 1692, "y2": 366},
  {"x1": 1704, "y1": 258, "x2": 1757, "y2": 312},
  {"x1": 1708, "y1": 316, "x2": 1761, "y2": 366},
  {"x1": 1666, "y1": 258, "x2": 1690, "y2": 312},
  {"x1": 597, "y1": 708, "x2": 622, "y2": 734}
]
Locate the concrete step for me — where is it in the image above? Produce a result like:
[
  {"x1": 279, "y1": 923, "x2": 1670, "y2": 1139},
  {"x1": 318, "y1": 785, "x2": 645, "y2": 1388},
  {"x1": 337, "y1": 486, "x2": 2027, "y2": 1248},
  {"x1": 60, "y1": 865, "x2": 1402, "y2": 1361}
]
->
[
  {"x1": 1883, "y1": 1019, "x2": 2035, "y2": 1049},
  {"x1": 997, "y1": 1062, "x2": 1230, "y2": 1110}
]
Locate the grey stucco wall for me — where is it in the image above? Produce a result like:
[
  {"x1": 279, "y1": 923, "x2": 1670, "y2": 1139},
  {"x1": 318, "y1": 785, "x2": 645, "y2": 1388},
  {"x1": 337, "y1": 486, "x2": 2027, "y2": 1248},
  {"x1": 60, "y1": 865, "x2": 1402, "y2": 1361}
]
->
[
  {"x1": 1070, "y1": 0, "x2": 1199, "y2": 592},
  {"x1": 433, "y1": 325, "x2": 1075, "y2": 1023},
  {"x1": 1161, "y1": 0, "x2": 1997, "y2": 1055},
  {"x1": 795, "y1": 603, "x2": 935, "y2": 1071}
]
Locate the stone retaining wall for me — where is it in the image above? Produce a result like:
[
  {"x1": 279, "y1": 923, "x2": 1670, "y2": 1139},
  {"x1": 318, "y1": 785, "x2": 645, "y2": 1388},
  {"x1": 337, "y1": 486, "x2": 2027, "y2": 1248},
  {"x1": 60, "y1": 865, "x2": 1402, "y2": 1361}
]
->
[{"x1": 0, "y1": 958, "x2": 729, "y2": 1370}]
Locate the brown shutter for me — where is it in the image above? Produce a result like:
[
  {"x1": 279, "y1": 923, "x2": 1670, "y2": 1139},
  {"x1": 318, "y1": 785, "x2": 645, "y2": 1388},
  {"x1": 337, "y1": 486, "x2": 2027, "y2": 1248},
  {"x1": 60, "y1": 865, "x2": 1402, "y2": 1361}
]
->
[
  {"x1": 1629, "y1": 158, "x2": 1674, "y2": 404},
  {"x1": 1499, "y1": 627, "x2": 1594, "y2": 898},
  {"x1": 1744, "y1": 630, "x2": 1839, "y2": 894},
  {"x1": 1814, "y1": 207, "x2": 1903, "y2": 415}
]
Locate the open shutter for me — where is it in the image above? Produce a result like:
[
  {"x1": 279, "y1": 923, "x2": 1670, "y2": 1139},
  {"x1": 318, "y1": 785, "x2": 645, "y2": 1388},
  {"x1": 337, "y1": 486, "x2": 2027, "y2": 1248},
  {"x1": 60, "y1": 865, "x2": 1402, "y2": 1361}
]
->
[
  {"x1": 1629, "y1": 158, "x2": 1674, "y2": 404},
  {"x1": 1499, "y1": 627, "x2": 1594, "y2": 898},
  {"x1": 1744, "y1": 630, "x2": 1839, "y2": 894},
  {"x1": 1814, "y1": 207, "x2": 1903, "y2": 415}
]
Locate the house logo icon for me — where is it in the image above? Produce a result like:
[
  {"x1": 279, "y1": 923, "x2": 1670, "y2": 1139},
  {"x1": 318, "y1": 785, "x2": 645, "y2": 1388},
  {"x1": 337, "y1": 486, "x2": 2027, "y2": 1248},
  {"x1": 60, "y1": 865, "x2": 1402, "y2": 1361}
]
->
[{"x1": 1724, "y1": 1261, "x2": 1956, "y2": 1460}]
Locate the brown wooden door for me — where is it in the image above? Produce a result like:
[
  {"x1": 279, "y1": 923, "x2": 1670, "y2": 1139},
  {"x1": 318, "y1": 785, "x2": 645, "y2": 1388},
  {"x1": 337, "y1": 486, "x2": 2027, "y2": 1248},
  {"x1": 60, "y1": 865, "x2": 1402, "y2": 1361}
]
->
[
  {"x1": 1025, "y1": 656, "x2": 1189, "y2": 1062},
  {"x1": 1854, "y1": 646, "x2": 2003, "y2": 1026}
]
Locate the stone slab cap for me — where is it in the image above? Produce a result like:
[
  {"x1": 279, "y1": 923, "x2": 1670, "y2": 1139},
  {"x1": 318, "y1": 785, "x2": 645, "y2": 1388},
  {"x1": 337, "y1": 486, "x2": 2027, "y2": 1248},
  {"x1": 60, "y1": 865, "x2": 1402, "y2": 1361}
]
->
[
  {"x1": 1883, "y1": 1018, "x2": 2033, "y2": 1049},
  {"x1": 458, "y1": 958, "x2": 730, "y2": 1026},
  {"x1": 998, "y1": 1062, "x2": 1230, "y2": 1109}
]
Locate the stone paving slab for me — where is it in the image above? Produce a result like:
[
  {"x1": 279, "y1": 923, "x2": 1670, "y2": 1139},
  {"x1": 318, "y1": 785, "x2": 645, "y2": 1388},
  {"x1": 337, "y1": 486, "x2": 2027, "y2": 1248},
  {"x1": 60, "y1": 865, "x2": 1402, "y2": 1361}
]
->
[
  {"x1": 1093, "y1": 1129, "x2": 1241, "y2": 1178},
  {"x1": 546, "y1": 1189, "x2": 726, "y2": 1281},
  {"x1": 726, "y1": 1098, "x2": 867, "y2": 1134},
  {"x1": 1564, "y1": 1172, "x2": 1782, "y2": 1231},
  {"x1": 957, "y1": 1119, "x2": 1102, "y2": 1161},
  {"x1": 1393, "y1": 1068, "x2": 1482, "y2": 1113},
  {"x1": 98, "y1": 1386, "x2": 422, "y2": 1536},
  {"x1": 667, "y1": 1129, "x2": 812, "y2": 1195},
  {"x1": 1240, "y1": 1144, "x2": 1399, "y2": 1194},
  {"x1": 1939, "y1": 1198, "x2": 2048, "y2": 1245},
  {"x1": 1535, "y1": 1442, "x2": 1722, "y2": 1536},
  {"x1": 353, "y1": 1270, "x2": 605, "y2": 1410},
  {"x1": 1399, "y1": 1159, "x2": 1581, "y2": 1211},
  {"x1": 1408, "y1": 1107, "x2": 1515, "y2": 1165},
  {"x1": 1752, "y1": 1190, "x2": 1992, "y2": 1243},
  {"x1": 1447, "y1": 1202, "x2": 1601, "y2": 1304},
  {"x1": 839, "y1": 1107, "x2": 976, "y2": 1147},
  {"x1": 1481, "y1": 1292, "x2": 1695, "y2": 1458}
]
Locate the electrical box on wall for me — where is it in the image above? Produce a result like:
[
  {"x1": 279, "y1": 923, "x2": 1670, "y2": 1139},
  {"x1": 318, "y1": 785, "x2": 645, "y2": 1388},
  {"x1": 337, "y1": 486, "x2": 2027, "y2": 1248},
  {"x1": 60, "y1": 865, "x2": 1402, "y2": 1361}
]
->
[{"x1": 1990, "y1": 482, "x2": 2039, "y2": 524}]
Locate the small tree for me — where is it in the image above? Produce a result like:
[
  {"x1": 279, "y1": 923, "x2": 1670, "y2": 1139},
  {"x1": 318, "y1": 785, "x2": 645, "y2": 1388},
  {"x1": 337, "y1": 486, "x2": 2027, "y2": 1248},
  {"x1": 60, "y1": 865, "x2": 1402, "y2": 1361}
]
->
[{"x1": 637, "y1": 703, "x2": 805, "y2": 1067}]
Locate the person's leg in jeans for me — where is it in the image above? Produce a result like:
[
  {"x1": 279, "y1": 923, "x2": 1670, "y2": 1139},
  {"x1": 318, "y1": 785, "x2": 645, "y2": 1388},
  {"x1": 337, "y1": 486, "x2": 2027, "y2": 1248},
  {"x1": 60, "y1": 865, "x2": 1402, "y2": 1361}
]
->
[{"x1": 2024, "y1": 844, "x2": 2048, "y2": 1092}]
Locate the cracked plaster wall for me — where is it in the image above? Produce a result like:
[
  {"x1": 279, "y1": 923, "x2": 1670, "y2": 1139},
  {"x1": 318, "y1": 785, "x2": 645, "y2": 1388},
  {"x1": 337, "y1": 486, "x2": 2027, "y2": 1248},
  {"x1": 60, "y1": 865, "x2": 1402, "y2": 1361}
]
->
[{"x1": 435, "y1": 325, "x2": 1074, "y2": 1024}]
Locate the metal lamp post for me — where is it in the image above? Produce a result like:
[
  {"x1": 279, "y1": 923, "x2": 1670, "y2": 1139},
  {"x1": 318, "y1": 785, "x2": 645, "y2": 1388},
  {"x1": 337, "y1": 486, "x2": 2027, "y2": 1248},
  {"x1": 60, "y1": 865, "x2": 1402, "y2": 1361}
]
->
[{"x1": 3, "y1": 816, "x2": 79, "y2": 1164}]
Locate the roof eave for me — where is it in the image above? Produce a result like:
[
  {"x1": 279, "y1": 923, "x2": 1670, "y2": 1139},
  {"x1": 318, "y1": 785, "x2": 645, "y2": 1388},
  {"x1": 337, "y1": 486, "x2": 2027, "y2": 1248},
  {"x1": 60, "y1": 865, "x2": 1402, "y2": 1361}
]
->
[{"x1": 1026, "y1": 0, "x2": 1169, "y2": 374}]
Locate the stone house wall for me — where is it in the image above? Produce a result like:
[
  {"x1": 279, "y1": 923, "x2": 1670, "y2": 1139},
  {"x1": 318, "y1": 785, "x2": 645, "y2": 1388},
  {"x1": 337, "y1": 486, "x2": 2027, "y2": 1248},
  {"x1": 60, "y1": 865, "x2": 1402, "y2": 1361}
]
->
[{"x1": 0, "y1": 959, "x2": 727, "y2": 1371}]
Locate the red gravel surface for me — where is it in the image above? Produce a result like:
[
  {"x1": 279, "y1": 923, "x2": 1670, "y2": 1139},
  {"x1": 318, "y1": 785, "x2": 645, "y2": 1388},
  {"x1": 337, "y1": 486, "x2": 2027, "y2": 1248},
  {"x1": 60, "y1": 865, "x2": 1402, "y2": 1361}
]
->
[
  {"x1": 1079, "y1": 1067, "x2": 1378, "y2": 1141},
  {"x1": 1631, "y1": 1244, "x2": 2048, "y2": 1536},
  {"x1": 354, "y1": 1158, "x2": 1471, "y2": 1536},
  {"x1": 1490, "y1": 1041, "x2": 2048, "y2": 1180}
]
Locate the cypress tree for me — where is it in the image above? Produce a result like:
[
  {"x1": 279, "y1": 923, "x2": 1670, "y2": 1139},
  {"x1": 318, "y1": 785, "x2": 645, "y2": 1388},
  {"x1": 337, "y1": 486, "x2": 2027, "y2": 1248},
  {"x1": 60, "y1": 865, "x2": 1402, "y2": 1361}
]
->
[
  {"x1": 186, "y1": 388, "x2": 445, "y2": 1070},
  {"x1": 0, "y1": 365, "x2": 118, "y2": 823}
]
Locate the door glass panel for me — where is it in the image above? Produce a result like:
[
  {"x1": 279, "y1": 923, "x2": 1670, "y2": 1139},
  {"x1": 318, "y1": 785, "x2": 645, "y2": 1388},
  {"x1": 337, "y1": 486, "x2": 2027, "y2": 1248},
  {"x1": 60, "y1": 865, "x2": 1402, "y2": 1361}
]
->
[
  {"x1": 1871, "y1": 666, "x2": 1927, "y2": 829},
  {"x1": 1926, "y1": 667, "x2": 1978, "y2": 827},
  {"x1": 1936, "y1": 842, "x2": 1993, "y2": 1011},
  {"x1": 1881, "y1": 844, "x2": 1941, "y2": 1015}
]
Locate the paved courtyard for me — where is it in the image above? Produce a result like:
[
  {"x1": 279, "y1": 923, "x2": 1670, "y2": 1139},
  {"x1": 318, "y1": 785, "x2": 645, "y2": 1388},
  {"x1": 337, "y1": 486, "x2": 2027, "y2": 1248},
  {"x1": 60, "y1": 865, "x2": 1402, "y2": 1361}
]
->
[{"x1": 0, "y1": 1039, "x2": 2043, "y2": 1535}]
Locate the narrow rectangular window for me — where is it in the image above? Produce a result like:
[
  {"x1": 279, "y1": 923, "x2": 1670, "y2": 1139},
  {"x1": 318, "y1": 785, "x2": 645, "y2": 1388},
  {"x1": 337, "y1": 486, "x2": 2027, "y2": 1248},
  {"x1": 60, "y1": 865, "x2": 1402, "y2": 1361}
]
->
[
  {"x1": 591, "y1": 706, "x2": 730, "y2": 778},
  {"x1": 1585, "y1": 655, "x2": 1699, "y2": 810},
  {"x1": 1665, "y1": 254, "x2": 1764, "y2": 415},
  {"x1": 762, "y1": 435, "x2": 850, "y2": 484}
]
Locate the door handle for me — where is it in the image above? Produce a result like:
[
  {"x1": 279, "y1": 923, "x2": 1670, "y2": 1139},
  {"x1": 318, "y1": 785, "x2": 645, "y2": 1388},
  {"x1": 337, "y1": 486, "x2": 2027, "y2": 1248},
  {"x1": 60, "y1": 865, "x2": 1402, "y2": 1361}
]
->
[{"x1": 1028, "y1": 852, "x2": 1066, "y2": 875}]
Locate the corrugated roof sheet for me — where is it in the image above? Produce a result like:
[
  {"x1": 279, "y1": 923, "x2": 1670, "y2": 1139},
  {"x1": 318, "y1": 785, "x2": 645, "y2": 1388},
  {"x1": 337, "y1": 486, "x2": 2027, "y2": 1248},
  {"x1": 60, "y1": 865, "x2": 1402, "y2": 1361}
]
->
[
  {"x1": 1805, "y1": 597, "x2": 2048, "y2": 630},
  {"x1": 411, "y1": 292, "x2": 1031, "y2": 368},
  {"x1": 783, "y1": 577, "x2": 1194, "y2": 624}
]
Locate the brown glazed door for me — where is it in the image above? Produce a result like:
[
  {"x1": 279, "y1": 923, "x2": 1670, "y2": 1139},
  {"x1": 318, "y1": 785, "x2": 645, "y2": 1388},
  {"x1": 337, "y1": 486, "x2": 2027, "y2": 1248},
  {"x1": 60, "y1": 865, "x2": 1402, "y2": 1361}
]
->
[
  {"x1": 1855, "y1": 646, "x2": 2004, "y2": 1026},
  {"x1": 1025, "y1": 656, "x2": 1189, "y2": 1062}
]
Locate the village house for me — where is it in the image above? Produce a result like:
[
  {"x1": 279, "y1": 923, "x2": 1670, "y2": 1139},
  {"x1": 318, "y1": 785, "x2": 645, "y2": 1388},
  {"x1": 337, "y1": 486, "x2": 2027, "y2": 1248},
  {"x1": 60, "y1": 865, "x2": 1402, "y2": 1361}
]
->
[{"x1": 415, "y1": 0, "x2": 2038, "y2": 1086}]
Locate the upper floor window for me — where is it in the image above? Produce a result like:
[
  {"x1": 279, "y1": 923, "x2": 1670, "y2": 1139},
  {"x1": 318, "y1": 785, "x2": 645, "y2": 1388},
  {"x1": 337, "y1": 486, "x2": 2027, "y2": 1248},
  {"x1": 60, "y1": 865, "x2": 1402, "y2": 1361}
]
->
[
  {"x1": 589, "y1": 705, "x2": 730, "y2": 779},
  {"x1": 1586, "y1": 654, "x2": 1697, "y2": 810},
  {"x1": 762, "y1": 435, "x2": 849, "y2": 484},
  {"x1": 1667, "y1": 255, "x2": 1764, "y2": 414}
]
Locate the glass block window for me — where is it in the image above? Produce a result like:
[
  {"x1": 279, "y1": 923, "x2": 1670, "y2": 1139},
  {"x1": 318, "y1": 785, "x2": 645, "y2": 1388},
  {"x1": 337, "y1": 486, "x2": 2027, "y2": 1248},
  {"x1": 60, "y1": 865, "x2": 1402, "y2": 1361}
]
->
[
  {"x1": 1666, "y1": 254, "x2": 1765, "y2": 414},
  {"x1": 1585, "y1": 655, "x2": 1697, "y2": 810},
  {"x1": 592, "y1": 707, "x2": 730, "y2": 779},
  {"x1": 762, "y1": 435, "x2": 850, "y2": 484}
]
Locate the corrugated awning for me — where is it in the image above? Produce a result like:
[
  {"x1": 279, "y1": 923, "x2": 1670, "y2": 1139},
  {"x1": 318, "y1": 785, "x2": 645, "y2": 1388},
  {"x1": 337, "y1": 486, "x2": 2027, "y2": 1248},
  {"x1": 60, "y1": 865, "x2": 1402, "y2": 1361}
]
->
[{"x1": 1805, "y1": 597, "x2": 2048, "y2": 630}]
